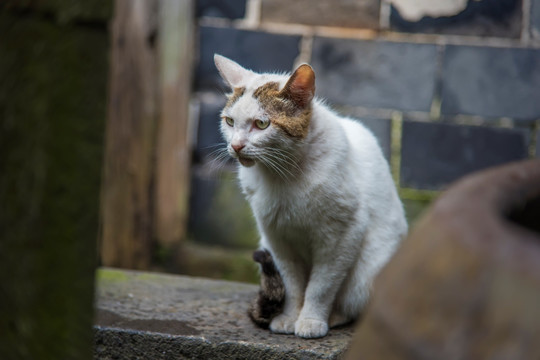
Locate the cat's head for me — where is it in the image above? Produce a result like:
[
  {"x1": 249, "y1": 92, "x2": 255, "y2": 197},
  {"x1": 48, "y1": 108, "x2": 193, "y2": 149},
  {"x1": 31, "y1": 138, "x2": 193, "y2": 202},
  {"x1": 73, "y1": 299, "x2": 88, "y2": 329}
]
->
[{"x1": 214, "y1": 54, "x2": 315, "y2": 169}]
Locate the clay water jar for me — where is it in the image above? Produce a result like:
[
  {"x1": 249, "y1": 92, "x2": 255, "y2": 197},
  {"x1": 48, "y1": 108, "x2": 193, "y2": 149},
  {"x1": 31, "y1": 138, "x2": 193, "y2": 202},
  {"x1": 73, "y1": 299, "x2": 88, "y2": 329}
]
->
[{"x1": 347, "y1": 159, "x2": 540, "y2": 360}]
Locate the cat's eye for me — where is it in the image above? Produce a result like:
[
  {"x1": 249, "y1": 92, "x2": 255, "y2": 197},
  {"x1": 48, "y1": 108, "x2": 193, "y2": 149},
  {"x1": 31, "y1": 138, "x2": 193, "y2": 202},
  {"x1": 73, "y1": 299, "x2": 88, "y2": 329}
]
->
[
  {"x1": 254, "y1": 119, "x2": 270, "y2": 130},
  {"x1": 224, "y1": 117, "x2": 234, "y2": 127}
]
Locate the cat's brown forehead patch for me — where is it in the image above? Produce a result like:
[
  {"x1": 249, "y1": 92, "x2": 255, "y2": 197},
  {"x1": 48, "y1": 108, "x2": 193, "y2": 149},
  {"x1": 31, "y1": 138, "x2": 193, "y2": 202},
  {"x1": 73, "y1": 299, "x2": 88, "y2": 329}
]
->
[
  {"x1": 252, "y1": 82, "x2": 311, "y2": 139},
  {"x1": 253, "y1": 82, "x2": 280, "y2": 101},
  {"x1": 225, "y1": 87, "x2": 245, "y2": 108}
]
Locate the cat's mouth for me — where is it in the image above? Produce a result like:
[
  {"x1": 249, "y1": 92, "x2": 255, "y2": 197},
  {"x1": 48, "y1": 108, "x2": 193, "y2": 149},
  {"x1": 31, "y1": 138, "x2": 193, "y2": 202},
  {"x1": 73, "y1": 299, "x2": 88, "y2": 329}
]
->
[{"x1": 238, "y1": 156, "x2": 256, "y2": 167}]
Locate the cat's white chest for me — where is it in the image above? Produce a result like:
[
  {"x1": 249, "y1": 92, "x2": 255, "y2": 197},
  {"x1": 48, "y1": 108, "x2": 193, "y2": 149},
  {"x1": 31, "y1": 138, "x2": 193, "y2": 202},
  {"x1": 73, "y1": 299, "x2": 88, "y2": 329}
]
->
[
  {"x1": 241, "y1": 171, "x2": 312, "y2": 231},
  {"x1": 240, "y1": 164, "x2": 358, "y2": 246},
  {"x1": 246, "y1": 180, "x2": 300, "y2": 224}
]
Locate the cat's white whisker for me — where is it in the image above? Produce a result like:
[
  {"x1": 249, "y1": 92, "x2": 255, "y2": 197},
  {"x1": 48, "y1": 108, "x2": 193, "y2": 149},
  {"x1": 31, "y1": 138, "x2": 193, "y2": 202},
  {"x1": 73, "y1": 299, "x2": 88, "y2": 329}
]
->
[
  {"x1": 261, "y1": 150, "x2": 296, "y2": 180},
  {"x1": 258, "y1": 156, "x2": 286, "y2": 181},
  {"x1": 261, "y1": 148, "x2": 303, "y2": 179},
  {"x1": 202, "y1": 142, "x2": 227, "y2": 150},
  {"x1": 268, "y1": 148, "x2": 304, "y2": 176},
  {"x1": 251, "y1": 149, "x2": 291, "y2": 181},
  {"x1": 257, "y1": 147, "x2": 298, "y2": 178},
  {"x1": 206, "y1": 146, "x2": 232, "y2": 173}
]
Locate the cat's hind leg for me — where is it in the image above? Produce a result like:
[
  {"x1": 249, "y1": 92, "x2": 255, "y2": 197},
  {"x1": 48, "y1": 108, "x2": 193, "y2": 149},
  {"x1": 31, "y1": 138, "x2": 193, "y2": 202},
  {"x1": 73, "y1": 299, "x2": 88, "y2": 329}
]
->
[
  {"x1": 294, "y1": 259, "x2": 353, "y2": 338},
  {"x1": 328, "y1": 309, "x2": 353, "y2": 328},
  {"x1": 337, "y1": 224, "x2": 403, "y2": 322}
]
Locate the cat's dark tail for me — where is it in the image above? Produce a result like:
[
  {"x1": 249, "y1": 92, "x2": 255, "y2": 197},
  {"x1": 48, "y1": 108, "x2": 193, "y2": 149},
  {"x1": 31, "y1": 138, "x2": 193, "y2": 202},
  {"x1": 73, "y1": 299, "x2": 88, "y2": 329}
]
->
[{"x1": 248, "y1": 249, "x2": 285, "y2": 329}]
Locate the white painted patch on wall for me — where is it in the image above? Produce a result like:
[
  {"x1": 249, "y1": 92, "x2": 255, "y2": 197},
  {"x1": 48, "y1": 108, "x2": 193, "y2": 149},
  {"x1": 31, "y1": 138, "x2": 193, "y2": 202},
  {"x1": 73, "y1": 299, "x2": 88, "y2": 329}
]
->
[{"x1": 390, "y1": 0, "x2": 469, "y2": 22}]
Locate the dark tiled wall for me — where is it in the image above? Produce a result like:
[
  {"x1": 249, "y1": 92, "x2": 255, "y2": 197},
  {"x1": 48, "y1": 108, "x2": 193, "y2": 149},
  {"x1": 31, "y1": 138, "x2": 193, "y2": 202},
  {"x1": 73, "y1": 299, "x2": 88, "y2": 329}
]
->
[
  {"x1": 357, "y1": 117, "x2": 392, "y2": 161},
  {"x1": 311, "y1": 38, "x2": 438, "y2": 112},
  {"x1": 197, "y1": 26, "x2": 301, "y2": 91},
  {"x1": 441, "y1": 46, "x2": 540, "y2": 120},
  {"x1": 401, "y1": 121, "x2": 530, "y2": 190},
  {"x1": 190, "y1": 0, "x2": 539, "y2": 241}
]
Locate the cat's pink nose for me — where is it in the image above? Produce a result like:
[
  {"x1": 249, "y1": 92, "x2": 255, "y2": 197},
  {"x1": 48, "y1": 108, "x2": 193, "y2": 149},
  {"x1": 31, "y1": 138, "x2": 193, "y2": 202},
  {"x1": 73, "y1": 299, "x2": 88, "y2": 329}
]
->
[{"x1": 232, "y1": 144, "x2": 245, "y2": 153}]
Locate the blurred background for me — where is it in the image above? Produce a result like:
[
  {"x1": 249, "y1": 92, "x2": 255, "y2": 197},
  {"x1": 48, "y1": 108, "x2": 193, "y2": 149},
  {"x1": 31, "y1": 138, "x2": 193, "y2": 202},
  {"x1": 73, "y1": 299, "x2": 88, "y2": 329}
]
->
[{"x1": 1, "y1": 0, "x2": 539, "y2": 357}]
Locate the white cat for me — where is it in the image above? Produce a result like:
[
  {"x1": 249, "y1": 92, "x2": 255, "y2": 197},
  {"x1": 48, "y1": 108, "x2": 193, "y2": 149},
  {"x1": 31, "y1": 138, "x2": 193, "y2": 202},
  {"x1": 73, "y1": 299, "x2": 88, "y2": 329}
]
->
[{"x1": 214, "y1": 54, "x2": 408, "y2": 338}]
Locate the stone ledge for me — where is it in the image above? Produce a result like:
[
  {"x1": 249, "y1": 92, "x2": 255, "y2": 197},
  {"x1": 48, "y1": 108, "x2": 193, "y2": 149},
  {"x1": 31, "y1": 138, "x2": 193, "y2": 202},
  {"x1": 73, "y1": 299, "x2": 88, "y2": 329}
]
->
[{"x1": 94, "y1": 268, "x2": 354, "y2": 359}]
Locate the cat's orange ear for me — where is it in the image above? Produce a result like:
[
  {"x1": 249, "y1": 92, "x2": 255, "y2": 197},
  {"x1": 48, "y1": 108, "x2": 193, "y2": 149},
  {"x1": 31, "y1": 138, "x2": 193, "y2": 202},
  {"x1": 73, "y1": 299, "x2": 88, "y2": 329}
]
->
[{"x1": 281, "y1": 64, "x2": 315, "y2": 108}]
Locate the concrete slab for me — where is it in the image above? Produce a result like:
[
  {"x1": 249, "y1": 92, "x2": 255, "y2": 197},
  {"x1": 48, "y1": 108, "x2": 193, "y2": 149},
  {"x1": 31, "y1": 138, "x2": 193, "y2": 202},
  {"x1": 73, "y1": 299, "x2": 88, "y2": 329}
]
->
[{"x1": 94, "y1": 268, "x2": 354, "y2": 359}]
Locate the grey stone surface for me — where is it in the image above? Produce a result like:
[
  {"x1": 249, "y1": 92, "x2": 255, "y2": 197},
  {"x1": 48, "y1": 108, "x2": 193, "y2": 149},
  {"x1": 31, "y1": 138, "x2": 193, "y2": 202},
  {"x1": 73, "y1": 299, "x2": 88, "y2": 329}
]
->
[
  {"x1": 261, "y1": 0, "x2": 381, "y2": 29},
  {"x1": 197, "y1": 26, "x2": 301, "y2": 91},
  {"x1": 390, "y1": 0, "x2": 522, "y2": 38},
  {"x1": 311, "y1": 38, "x2": 437, "y2": 112},
  {"x1": 197, "y1": 0, "x2": 247, "y2": 19},
  {"x1": 400, "y1": 121, "x2": 529, "y2": 190},
  {"x1": 441, "y1": 45, "x2": 540, "y2": 120},
  {"x1": 94, "y1": 268, "x2": 354, "y2": 359}
]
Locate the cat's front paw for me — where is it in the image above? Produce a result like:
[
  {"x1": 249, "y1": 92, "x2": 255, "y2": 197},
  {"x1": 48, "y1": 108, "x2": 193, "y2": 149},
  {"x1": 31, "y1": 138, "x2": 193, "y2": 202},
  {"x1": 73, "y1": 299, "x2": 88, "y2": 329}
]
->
[
  {"x1": 269, "y1": 313, "x2": 296, "y2": 334},
  {"x1": 294, "y1": 318, "x2": 329, "y2": 338}
]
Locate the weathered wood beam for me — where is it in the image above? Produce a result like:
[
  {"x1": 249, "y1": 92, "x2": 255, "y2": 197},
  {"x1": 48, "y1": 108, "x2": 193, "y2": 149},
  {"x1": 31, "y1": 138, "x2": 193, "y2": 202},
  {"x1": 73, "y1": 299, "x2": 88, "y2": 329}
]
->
[
  {"x1": 100, "y1": 0, "x2": 194, "y2": 268},
  {"x1": 155, "y1": 0, "x2": 194, "y2": 247},
  {"x1": 100, "y1": 0, "x2": 159, "y2": 269}
]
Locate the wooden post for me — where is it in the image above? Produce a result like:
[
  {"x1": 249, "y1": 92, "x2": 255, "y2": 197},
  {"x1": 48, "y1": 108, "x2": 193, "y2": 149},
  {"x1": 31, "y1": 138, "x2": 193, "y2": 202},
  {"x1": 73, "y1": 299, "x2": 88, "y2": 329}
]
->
[
  {"x1": 100, "y1": 0, "x2": 193, "y2": 268},
  {"x1": 155, "y1": 0, "x2": 194, "y2": 247},
  {"x1": 100, "y1": 0, "x2": 159, "y2": 269}
]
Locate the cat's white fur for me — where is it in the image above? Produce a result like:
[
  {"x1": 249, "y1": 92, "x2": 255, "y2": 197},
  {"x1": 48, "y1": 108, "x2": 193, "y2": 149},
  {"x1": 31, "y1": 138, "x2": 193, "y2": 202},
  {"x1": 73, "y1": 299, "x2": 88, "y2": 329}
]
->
[{"x1": 215, "y1": 54, "x2": 408, "y2": 338}]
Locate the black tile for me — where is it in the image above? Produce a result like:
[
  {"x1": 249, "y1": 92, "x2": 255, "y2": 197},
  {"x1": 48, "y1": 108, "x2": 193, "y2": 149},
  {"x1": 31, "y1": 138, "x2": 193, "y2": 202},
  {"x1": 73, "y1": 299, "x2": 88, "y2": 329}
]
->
[
  {"x1": 441, "y1": 45, "x2": 540, "y2": 121},
  {"x1": 401, "y1": 121, "x2": 529, "y2": 190},
  {"x1": 196, "y1": 26, "x2": 301, "y2": 91},
  {"x1": 311, "y1": 38, "x2": 437, "y2": 112},
  {"x1": 196, "y1": 0, "x2": 247, "y2": 19}
]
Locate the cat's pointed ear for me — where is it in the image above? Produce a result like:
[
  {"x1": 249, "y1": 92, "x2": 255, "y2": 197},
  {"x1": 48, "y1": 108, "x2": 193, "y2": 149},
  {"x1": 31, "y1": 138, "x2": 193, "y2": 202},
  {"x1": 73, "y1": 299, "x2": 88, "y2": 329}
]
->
[
  {"x1": 214, "y1": 54, "x2": 254, "y2": 88},
  {"x1": 281, "y1": 64, "x2": 315, "y2": 108}
]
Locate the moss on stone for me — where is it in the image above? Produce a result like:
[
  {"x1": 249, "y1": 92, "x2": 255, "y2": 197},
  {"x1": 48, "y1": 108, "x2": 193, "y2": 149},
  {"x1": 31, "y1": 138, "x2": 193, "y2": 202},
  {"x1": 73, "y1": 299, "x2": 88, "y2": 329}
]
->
[
  {"x1": 399, "y1": 187, "x2": 438, "y2": 226},
  {"x1": 402, "y1": 198, "x2": 432, "y2": 226},
  {"x1": 97, "y1": 269, "x2": 130, "y2": 283}
]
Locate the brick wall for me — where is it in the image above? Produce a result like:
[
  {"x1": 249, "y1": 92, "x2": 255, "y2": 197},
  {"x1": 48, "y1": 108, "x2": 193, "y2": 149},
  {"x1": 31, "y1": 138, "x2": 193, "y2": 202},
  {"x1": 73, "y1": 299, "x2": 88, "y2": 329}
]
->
[{"x1": 189, "y1": 0, "x2": 540, "y2": 249}]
